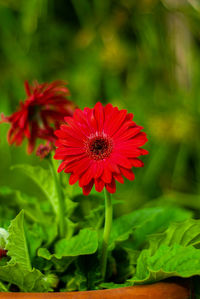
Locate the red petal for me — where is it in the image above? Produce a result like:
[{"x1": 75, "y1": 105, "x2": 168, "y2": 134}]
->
[
  {"x1": 84, "y1": 107, "x2": 98, "y2": 133},
  {"x1": 106, "y1": 159, "x2": 120, "y2": 174},
  {"x1": 94, "y1": 102, "x2": 104, "y2": 132},
  {"x1": 113, "y1": 173, "x2": 124, "y2": 184},
  {"x1": 60, "y1": 124, "x2": 85, "y2": 141},
  {"x1": 57, "y1": 161, "x2": 68, "y2": 173},
  {"x1": 120, "y1": 167, "x2": 135, "y2": 181},
  {"x1": 130, "y1": 158, "x2": 144, "y2": 167},
  {"x1": 24, "y1": 81, "x2": 32, "y2": 96},
  {"x1": 108, "y1": 109, "x2": 127, "y2": 137},
  {"x1": 69, "y1": 173, "x2": 79, "y2": 185},
  {"x1": 24, "y1": 123, "x2": 31, "y2": 138},
  {"x1": 64, "y1": 156, "x2": 91, "y2": 176},
  {"x1": 114, "y1": 126, "x2": 143, "y2": 142},
  {"x1": 101, "y1": 168, "x2": 112, "y2": 183},
  {"x1": 82, "y1": 179, "x2": 94, "y2": 195},
  {"x1": 105, "y1": 178, "x2": 116, "y2": 193},
  {"x1": 64, "y1": 117, "x2": 87, "y2": 138},
  {"x1": 54, "y1": 130, "x2": 69, "y2": 139},
  {"x1": 27, "y1": 140, "x2": 35, "y2": 154},
  {"x1": 112, "y1": 154, "x2": 132, "y2": 168},
  {"x1": 55, "y1": 147, "x2": 84, "y2": 156},
  {"x1": 19, "y1": 110, "x2": 28, "y2": 128},
  {"x1": 94, "y1": 162, "x2": 104, "y2": 178},
  {"x1": 129, "y1": 132, "x2": 148, "y2": 146},
  {"x1": 140, "y1": 148, "x2": 149, "y2": 155},
  {"x1": 95, "y1": 178, "x2": 105, "y2": 192},
  {"x1": 79, "y1": 164, "x2": 94, "y2": 187}
]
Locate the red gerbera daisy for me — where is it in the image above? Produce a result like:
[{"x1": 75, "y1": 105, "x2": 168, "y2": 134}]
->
[
  {"x1": 54, "y1": 102, "x2": 148, "y2": 195},
  {"x1": 1, "y1": 80, "x2": 75, "y2": 153}
]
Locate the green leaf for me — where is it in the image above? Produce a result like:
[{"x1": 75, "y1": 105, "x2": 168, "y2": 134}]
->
[
  {"x1": 37, "y1": 248, "x2": 52, "y2": 260},
  {"x1": 38, "y1": 229, "x2": 99, "y2": 275},
  {"x1": 55, "y1": 229, "x2": 98, "y2": 258},
  {"x1": 131, "y1": 206, "x2": 192, "y2": 249},
  {"x1": 0, "y1": 263, "x2": 51, "y2": 292},
  {"x1": 6, "y1": 210, "x2": 31, "y2": 271},
  {"x1": 0, "y1": 212, "x2": 51, "y2": 292},
  {"x1": 72, "y1": 254, "x2": 102, "y2": 291},
  {"x1": 149, "y1": 218, "x2": 200, "y2": 254},
  {"x1": 0, "y1": 186, "x2": 51, "y2": 226},
  {"x1": 16, "y1": 192, "x2": 48, "y2": 225},
  {"x1": 130, "y1": 244, "x2": 200, "y2": 284},
  {"x1": 11, "y1": 164, "x2": 58, "y2": 214},
  {"x1": 38, "y1": 229, "x2": 98, "y2": 260},
  {"x1": 129, "y1": 219, "x2": 200, "y2": 285},
  {"x1": 84, "y1": 205, "x2": 104, "y2": 229},
  {"x1": 25, "y1": 223, "x2": 45, "y2": 259},
  {"x1": 99, "y1": 282, "x2": 132, "y2": 289},
  {"x1": 61, "y1": 271, "x2": 87, "y2": 292},
  {"x1": 65, "y1": 197, "x2": 78, "y2": 218},
  {"x1": 109, "y1": 206, "x2": 191, "y2": 250},
  {"x1": 0, "y1": 281, "x2": 8, "y2": 292}
]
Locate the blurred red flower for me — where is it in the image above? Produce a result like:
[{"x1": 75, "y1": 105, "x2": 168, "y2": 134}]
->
[
  {"x1": 54, "y1": 102, "x2": 148, "y2": 195},
  {"x1": 1, "y1": 80, "x2": 75, "y2": 153},
  {"x1": 0, "y1": 249, "x2": 7, "y2": 259}
]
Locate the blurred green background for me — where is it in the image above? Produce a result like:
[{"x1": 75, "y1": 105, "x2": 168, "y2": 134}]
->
[{"x1": 0, "y1": 0, "x2": 200, "y2": 215}]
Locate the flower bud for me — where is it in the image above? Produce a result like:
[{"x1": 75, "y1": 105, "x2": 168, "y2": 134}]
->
[{"x1": 36, "y1": 142, "x2": 54, "y2": 160}]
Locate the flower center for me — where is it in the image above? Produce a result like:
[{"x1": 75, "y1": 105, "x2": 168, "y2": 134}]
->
[{"x1": 85, "y1": 135, "x2": 113, "y2": 160}]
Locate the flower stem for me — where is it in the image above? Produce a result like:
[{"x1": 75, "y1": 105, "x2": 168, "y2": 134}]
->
[
  {"x1": 101, "y1": 188, "x2": 113, "y2": 280},
  {"x1": 48, "y1": 156, "x2": 65, "y2": 238}
]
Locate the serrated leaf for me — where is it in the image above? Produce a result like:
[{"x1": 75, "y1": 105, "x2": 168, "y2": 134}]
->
[
  {"x1": 149, "y1": 218, "x2": 200, "y2": 254},
  {"x1": 129, "y1": 219, "x2": 200, "y2": 285},
  {"x1": 0, "y1": 212, "x2": 51, "y2": 292},
  {"x1": 130, "y1": 244, "x2": 200, "y2": 284},
  {"x1": 38, "y1": 248, "x2": 52, "y2": 260},
  {"x1": 11, "y1": 164, "x2": 58, "y2": 214},
  {"x1": 38, "y1": 229, "x2": 98, "y2": 260},
  {"x1": 37, "y1": 247, "x2": 75, "y2": 273},
  {"x1": 108, "y1": 206, "x2": 191, "y2": 250},
  {"x1": 6, "y1": 210, "x2": 31, "y2": 271},
  {"x1": 0, "y1": 263, "x2": 51, "y2": 292},
  {"x1": 38, "y1": 229, "x2": 99, "y2": 275},
  {"x1": 55, "y1": 229, "x2": 98, "y2": 258},
  {"x1": 131, "y1": 206, "x2": 192, "y2": 249}
]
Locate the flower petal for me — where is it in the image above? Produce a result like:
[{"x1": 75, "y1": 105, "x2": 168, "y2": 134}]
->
[
  {"x1": 82, "y1": 179, "x2": 94, "y2": 195},
  {"x1": 105, "y1": 178, "x2": 116, "y2": 193}
]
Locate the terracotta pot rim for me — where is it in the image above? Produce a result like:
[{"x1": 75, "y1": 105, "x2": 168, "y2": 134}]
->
[{"x1": 0, "y1": 281, "x2": 191, "y2": 299}]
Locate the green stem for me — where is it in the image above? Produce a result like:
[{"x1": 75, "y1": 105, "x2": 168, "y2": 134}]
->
[
  {"x1": 101, "y1": 188, "x2": 113, "y2": 280},
  {"x1": 48, "y1": 156, "x2": 65, "y2": 238}
]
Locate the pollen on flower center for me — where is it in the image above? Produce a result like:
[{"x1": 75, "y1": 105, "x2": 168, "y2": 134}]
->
[{"x1": 85, "y1": 135, "x2": 113, "y2": 160}]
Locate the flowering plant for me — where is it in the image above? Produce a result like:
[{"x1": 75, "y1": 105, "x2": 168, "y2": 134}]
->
[
  {"x1": 0, "y1": 85, "x2": 200, "y2": 293},
  {"x1": 1, "y1": 80, "x2": 75, "y2": 154}
]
